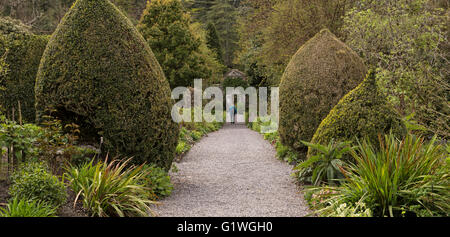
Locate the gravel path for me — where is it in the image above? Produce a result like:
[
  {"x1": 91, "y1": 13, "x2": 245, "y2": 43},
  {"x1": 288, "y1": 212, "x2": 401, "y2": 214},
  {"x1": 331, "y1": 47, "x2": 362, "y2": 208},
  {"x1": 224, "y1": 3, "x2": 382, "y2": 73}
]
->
[{"x1": 153, "y1": 124, "x2": 310, "y2": 217}]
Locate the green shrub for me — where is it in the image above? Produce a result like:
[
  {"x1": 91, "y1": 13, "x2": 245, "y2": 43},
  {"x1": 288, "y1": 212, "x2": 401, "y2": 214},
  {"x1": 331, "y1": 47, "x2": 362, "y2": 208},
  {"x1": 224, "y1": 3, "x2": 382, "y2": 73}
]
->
[
  {"x1": 141, "y1": 165, "x2": 173, "y2": 199},
  {"x1": 66, "y1": 158, "x2": 155, "y2": 217},
  {"x1": 309, "y1": 70, "x2": 407, "y2": 158},
  {"x1": 0, "y1": 119, "x2": 42, "y2": 162},
  {"x1": 313, "y1": 133, "x2": 449, "y2": 217},
  {"x1": 295, "y1": 140, "x2": 353, "y2": 186},
  {"x1": 0, "y1": 197, "x2": 57, "y2": 217},
  {"x1": 179, "y1": 127, "x2": 189, "y2": 141},
  {"x1": 264, "y1": 132, "x2": 278, "y2": 145},
  {"x1": 0, "y1": 116, "x2": 97, "y2": 173},
  {"x1": 175, "y1": 141, "x2": 191, "y2": 155},
  {"x1": 276, "y1": 141, "x2": 290, "y2": 159},
  {"x1": 0, "y1": 17, "x2": 48, "y2": 122},
  {"x1": 279, "y1": 29, "x2": 367, "y2": 155},
  {"x1": 9, "y1": 162, "x2": 67, "y2": 207},
  {"x1": 251, "y1": 119, "x2": 261, "y2": 133},
  {"x1": 35, "y1": 0, "x2": 178, "y2": 170},
  {"x1": 190, "y1": 131, "x2": 203, "y2": 141},
  {"x1": 206, "y1": 123, "x2": 217, "y2": 132}
]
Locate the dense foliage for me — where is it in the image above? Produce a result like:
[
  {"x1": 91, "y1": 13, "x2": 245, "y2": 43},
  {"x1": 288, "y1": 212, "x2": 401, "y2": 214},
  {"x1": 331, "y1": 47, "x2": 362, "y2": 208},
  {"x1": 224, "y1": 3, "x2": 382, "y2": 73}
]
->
[
  {"x1": 310, "y1": 71, "x2": 407, "y2": 156},
  {"x1": 141, "y1": 165, "x2": 173, "y2": 199},
  {"x1": 206, "y1": 0, "x2": 239, "y2": 67},
  {"x1": 66, "y1": 158, "x2": 156, "y2": 217},
  {"x1": 0, "y1": 197, "x2": 57, "y2": 217},
  {"x1": 237, "y1": 0, "x2": 357, "y2": 85},
  {"x1": 295, "y1": 140, "x2": 352, "y2": 186},
  {"x1": 0, "y1": 17, "x2": 48, "y2": 122},
  {"x1": 0, "y1": 0, "x2": 448, "y2": 218},
  {"x1": 35, "y1": 0, "x2": 178, "y2": 169},
  {"x1": 9, "y1": 162, "x2": 67, "y2": 207},
  {"x1": 138, "y1": 0, "x2": 211, "y2": 88},
  {"x1": 205, "y1": 22, "x2": 223, "y2": 64},
  {"x1": 0, "y1": 115, "x2": 97, "y2": 176},
  {"x1": 309, "y1": 133, "x2": 449, "y2": 217},
  {"x1": 343, "y1": 0, "x2": 449, "y2": 139},
  {"x1": 279, "y1": 29, "x2": 367, "y2": 155}
]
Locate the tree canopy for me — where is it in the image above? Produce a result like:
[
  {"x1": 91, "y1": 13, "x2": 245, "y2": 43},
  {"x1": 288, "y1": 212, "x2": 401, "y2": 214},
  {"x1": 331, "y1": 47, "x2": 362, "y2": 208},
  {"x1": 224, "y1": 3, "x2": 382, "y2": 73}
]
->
[{"x1": 138, "y1": 0, "x2": 211, "y2": 88}]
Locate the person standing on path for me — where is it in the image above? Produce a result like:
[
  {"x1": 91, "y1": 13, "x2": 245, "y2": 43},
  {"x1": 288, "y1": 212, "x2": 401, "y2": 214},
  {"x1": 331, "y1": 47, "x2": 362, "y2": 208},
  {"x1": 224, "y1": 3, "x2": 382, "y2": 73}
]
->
[{"x1": 229, "y1": 104, "x2": 237, "y2": 124}]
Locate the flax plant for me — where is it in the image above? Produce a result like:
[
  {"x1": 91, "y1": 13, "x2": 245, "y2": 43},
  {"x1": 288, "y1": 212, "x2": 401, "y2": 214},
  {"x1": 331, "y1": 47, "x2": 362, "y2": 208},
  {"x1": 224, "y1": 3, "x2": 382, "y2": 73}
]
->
[
  {"x1": 66, "y1": 157, "x2": 157, "y2": 217},
  {"x1": 312, "y1": 133, "x2": 449, "y2": 217}
]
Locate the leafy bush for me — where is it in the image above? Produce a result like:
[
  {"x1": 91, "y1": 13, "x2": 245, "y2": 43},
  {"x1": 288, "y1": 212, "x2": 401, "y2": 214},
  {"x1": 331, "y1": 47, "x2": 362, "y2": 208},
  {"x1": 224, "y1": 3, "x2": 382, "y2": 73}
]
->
[
  {"x1": 251, "y1": 120, "x2": 261, "y2": 133},
  {"x1": 343, "y1": 0, "x2": 449, "y2": 139},
  {"x1": 295, "y1": 140, "x2": 353, "y2": 186},
  {"x1": 35, "y1": 0, "x2": 178, "y2": 170},
  {"x1": 0, "y1": 116, "x2": 97, "y2": 173},
  {"x1": 0, "y1": 118, "x2": 41, "y2": 162},
  {"x1": 175, "y1": 141, "x2": 191, "y2": 155},
  {"x1": 0, "y1": 17, "x2": 48, "y2": 122},
  {"x1": 279, "y1": 29, "x2": 366, "y2": 154},
  {"x1": 310, "y1": 70, "x2": 407, "y2": 158},
  {"x1": 190, "y1": 131, "x2": 203, "y2": 141},
  {"x1": 9, "y1": 162, "x2": 67, "y2": 207},
  {"x1": 0, "y1": 197, "x2": 57, "y2": 217},
  {"x1": 66, "y1": 158, "x2": 156, "y2": 217},
  {"x1": 313, "y1": 133, "x2": 449, "y2": 217},
  {"x1": 141, "y1": 165, "x2": 173, "y2": 199},
  {"x1": 263, "y1": 132, "x2": 278, "y2": 145},
  {"x1": 276, "y1": 141, "x2": 290, "y2": 159}
]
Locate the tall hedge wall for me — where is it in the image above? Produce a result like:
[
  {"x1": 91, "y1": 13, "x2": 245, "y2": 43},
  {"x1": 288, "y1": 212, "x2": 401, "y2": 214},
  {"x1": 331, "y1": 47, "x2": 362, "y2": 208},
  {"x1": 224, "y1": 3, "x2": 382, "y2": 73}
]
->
[
  {"x1": 309, "y1": 70, "x2": 407, "y2": 158},
  {"x1": 35, "y1": 0, "x2": 179, "y2": 170},
  {"x1": 0, "y1": 17, "x2": 48, "y2": 122},
  {"x1": 279, "y1": 29, "x2": 367, "y2": 155}
]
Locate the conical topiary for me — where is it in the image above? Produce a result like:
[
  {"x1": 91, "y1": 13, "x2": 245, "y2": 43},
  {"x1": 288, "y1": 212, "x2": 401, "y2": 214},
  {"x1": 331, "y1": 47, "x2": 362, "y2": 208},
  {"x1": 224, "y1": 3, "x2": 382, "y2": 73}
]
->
[
  {"x1": 279, "y1": 29, "x2": 367, "y2": 155},
  {"x1": 0, "y1": 17, "x2": 48, "y2": 122},
  {"x1": 35, "y1": 0, "x2": 179, "y2": 170},
  {"x1": 309, "y1": 70, "x2": 407, "y2": 158}
]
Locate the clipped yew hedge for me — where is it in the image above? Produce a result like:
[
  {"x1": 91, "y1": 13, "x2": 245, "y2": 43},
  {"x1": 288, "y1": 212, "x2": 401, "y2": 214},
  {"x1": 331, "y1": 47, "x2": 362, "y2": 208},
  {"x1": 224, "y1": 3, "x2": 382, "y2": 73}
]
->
[
  {"x1": 35, "y1": 0, "x2": 178, "y2": 170},
  {"x1": 279, "y1": 29, "x2": 367, "y2": 154},
  {"x1": 309, "y1": 70, "x2": 407, "y2": 158},
  {"x1": 0, "y1": 17, "x2": 48, "y2": 122}
]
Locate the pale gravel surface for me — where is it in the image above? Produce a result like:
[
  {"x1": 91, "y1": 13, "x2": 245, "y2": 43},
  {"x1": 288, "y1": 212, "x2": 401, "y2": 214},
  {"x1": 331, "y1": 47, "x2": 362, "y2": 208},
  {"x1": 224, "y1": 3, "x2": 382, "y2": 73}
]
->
[{"x1": 153, "y1": 124, "x2": 310, "y2": 217}]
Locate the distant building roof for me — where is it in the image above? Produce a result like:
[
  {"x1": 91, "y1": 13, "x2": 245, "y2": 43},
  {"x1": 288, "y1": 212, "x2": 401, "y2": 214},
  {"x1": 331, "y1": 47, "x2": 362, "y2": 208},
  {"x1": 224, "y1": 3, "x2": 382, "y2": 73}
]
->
[{"x1": 224, "y1": 69, "x2": 247, "y2": 80}]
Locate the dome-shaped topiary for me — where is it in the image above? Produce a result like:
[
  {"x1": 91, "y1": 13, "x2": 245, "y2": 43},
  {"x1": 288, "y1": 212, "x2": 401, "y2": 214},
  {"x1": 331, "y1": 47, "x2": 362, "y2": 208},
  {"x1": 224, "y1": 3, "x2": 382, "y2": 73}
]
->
[
  {"x1": 0, "y1": 17, "x2": 48, "y2": 122},
  {"x1": 309, "y1": 70, "x2": 407, "y2": 157},
  {"x1": 279, "y1": 29, "x2": 367, "y2": 154},
  {"x1": 35, "y1": 0, "x2": 179, "y2": 170}
]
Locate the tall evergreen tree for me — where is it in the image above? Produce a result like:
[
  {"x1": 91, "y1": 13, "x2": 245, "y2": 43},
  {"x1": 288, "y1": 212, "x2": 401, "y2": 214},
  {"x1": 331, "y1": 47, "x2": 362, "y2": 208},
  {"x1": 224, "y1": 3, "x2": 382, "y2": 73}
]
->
[
  {"x1": 205, "y1": 22, "x2": 223, "y2": 63},
  {"x1": 207, "y1": 0, "x2": 239, "y2": 67},
  {"x1": 138, "y1": 0, "x2": 211, "y2": 88}
]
